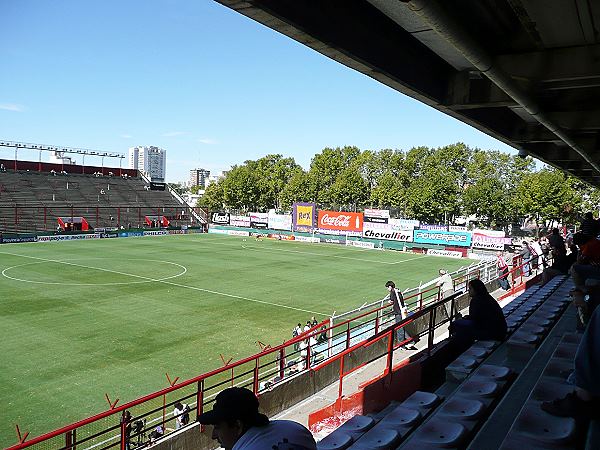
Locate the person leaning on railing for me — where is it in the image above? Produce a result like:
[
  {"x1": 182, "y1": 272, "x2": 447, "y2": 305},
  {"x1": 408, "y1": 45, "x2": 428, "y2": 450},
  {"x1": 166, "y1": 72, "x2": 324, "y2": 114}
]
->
[{"x1": 384, "y1": 281, "x2": 418, "y2": 350}]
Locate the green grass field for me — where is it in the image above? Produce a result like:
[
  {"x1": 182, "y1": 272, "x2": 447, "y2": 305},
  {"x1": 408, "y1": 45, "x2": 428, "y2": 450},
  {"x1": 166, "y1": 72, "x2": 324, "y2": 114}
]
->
[{"x1": 0, "y1": 234, "x2": 473, "y2": 446}]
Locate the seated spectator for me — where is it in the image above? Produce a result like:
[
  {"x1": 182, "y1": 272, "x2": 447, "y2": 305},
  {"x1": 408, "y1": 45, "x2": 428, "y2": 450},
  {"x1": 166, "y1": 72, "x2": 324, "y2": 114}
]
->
[
  {"x1": 449, "y1": 279, "x2": 507, "y2": 346},
  {"x1": 199, "y1": 387, "x2": 317, "y2": 450},
  {"x1": 580, "y1": 212, "x2": 599, "y2": 238},
  {"x1": 541, "y1": 304, "x2": 600, "y2": 418},
  {"x1": 541, "y1": 245, "x2": 578, "y2": 285},
  {"x1": 570, "y1": 232, "x2": 600, "y2": 290}
]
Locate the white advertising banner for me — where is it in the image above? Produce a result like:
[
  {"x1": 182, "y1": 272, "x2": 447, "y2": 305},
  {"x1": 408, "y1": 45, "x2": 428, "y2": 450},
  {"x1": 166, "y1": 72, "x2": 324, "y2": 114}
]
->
[
  {"x1": 362, "y1": 222, "x2": 413, "y2": 241},
  {"x1": 388, "y1": 218, "x2": 419, "y2": 230},
  {"x1": 267, "y1": 212, "x2": 292, "y2": 231},
  {"x1": 38, "y1": 234, "x2": 101, "y2": 242},
  {"x1": 295, "y1": 236, "x2": 320, "y2": 243},
  {"x1": 427, "y1": 249, "x2": 463, "y2": 258},
  {"x1": 448, "y1": 225, "x2": 467, "y2": 232},
  {"x1": 472, "y1": 233, "x2": 510, "y2": 250},
  {"x1": 364, "y1": 208, "x2": 390, "y2": 219},
  {"x1": 346, "y1": 240, "x2": 375, "y2": 249},
  {"x1": 473, "y1": 228, "x2": 506, "y2": 238},
  {"x1": 230, "y1": 215, "x2": 251, "y2": 227}
]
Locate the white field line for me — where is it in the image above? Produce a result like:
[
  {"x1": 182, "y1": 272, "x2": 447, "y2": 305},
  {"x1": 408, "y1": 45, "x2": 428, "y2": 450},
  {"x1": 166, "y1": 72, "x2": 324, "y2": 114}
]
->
[{"x1": 0, "y1": 251, "x2": 329, "y2": 317}]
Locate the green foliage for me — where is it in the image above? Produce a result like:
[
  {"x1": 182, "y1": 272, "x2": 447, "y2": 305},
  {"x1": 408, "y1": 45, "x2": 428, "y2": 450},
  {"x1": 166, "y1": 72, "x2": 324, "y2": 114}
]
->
[{"x1": 201, "y1": 143, "x2": 600, "y2": 226}]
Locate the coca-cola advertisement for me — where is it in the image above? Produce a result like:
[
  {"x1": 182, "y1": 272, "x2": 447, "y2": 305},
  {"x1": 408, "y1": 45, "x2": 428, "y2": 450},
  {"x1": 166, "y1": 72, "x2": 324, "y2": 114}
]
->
[{"x1": 318, "y1": 210, "x2": 363, "y2": 233}]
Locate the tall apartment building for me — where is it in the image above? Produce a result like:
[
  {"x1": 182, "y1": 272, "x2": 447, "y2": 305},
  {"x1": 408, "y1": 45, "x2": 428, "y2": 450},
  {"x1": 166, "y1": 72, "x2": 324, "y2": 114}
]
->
[
  {"x1": 189, "y1": 168, "x2": 211, "y2": 188},
  {"x1": 128, "y1": 146, "x2": 166, "y2": 182}
]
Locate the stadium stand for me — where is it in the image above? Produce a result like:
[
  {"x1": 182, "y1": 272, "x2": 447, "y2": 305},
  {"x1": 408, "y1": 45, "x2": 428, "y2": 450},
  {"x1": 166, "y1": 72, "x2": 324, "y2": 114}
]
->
[
  {"x1": 311, "y1": 274, "x2": 600, "y2": 450},
  {"x1": 0, "y1": 166, "x2": 194, "y2": 232}
]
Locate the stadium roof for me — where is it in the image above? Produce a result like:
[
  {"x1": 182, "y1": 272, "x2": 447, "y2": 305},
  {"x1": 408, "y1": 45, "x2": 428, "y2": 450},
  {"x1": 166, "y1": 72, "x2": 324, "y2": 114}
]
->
[{"x1": 216, "y1": 0, "x2": 600, "y2": 185}]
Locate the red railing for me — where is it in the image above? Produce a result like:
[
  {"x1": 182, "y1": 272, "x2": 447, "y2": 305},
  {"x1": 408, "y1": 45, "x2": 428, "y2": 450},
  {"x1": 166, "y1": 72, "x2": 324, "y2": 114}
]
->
[{"x1": 6, "y1": 258, "x2": 543, "y2": 450}]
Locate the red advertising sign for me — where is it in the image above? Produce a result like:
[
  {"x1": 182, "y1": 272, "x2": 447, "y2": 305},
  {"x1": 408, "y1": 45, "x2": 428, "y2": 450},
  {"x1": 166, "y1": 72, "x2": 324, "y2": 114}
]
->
[{"x1": 318, "y1": 210, "x2": 364, "y2": 232}]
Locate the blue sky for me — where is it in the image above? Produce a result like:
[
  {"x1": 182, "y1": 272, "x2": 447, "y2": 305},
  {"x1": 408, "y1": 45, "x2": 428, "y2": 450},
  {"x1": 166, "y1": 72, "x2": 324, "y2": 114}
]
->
[{"x1": 0, "y1": 0, "x2": 516, "y2": 182}]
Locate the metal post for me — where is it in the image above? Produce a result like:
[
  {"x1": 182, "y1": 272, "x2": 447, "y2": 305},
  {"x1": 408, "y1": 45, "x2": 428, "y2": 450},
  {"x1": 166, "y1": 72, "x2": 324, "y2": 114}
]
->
[
  {"x1": 328, "y1": 318, "x2": 334, "y2": 358},
  {"x1": 253, "y1": 358, "x2": 259, "y2": 394},
  {"x1": 279, "y1": 348, "x2": 285, "y2": 380},
  {"x1": 196, "y1": 380, "x2": 204, "y2": 430},
  {"x1": 346, "y1": 323, "x2": 351, "y2": 349}
]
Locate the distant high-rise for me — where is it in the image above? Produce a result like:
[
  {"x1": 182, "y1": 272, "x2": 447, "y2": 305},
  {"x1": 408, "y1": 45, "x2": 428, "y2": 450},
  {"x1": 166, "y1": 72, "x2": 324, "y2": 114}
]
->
[
  {"x1": 128, "y1": 146, "x2": 166, "y2": 182},
  {"x1": 189, "y1": 168, "x2": 211, "y2": 188}
]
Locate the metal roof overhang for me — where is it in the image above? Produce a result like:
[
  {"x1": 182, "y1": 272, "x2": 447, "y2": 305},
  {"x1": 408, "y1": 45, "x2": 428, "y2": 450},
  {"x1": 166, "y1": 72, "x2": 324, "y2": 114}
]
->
[{"x1": 215, "y1": 0, "x2": 600, "y2": 185}]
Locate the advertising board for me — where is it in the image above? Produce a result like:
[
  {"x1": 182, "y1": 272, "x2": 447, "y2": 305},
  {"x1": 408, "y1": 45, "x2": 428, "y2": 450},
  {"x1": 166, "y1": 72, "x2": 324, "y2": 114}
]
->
[
  {"x1": 119, "y1": 231, "x2": 144, "y2": 238},
  {"x1": 346, "y1": 240, "x2": 375, "y2": 249},
  {"x1": 427, "y1": 249, "x2": 463, "y2": 258},
  {"x1": 143, "y1": 230, "x2": 168, "y2": 236},
  {"x1": 292, "y1": 202, "x2": 316, "y2": 232},
  {"x1": 388, "y1": 218, "x2": 419, "y2": 229},
  {"x1": 318, "y1": 210, "x2": 363, "y2": 233},
  {"x1": 364, "y1": 208, "x2": 390, "y2": 219},
  {"x1": 268, "y1": 212, "x2": 292, "y2": 231},
  {"x1": 230, "y1": 215, "x2": 251, "y2": 227},
  {"x1": 211, "y1": 212, "x2": 230, "y2": 225},
  {"x1": 38, "y1": 234, "x2": 101, "y2": 242},
  {"x1": 419, "y1": 224, "x2": 448, "y2": 231},
  {"x1": 295, "y1": 236, "x2": 320, "y2": 243},
  {"x1": 413, "y1": 229, "x2": 472, "y2": 247},
  {"x1": 1, "y1": 235, "x2": 38, "y2": 243},
  {"x1": 250, "y1": 212, "x2": 269, "y2": 229},
  {"x1": 362, "y1": 222, "x2": 413, "y2": 241},
  {"x1": 472, "y1": 233, "x2": 510, "y2": 250}
]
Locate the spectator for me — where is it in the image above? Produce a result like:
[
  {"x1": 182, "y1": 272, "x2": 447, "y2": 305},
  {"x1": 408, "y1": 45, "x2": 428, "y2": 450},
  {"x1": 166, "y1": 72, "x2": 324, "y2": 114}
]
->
[
  {"x1": 436, "y1": 269, "x2": 454, "y2": 299},
  {"x1": 541, "y1": 305, "x2": 600, "y2": 418},
  {"x1": 570, "y1": 232, "x2": 600, "y2": 291},
  {"x1": 303, "y1": 321, "x2": 311, "y2": 333},
  {"x1": 496, "y1": 251, "x2": 511, "y2": 291},
  {"x1": 317, "y1": 325, "x2": 327, "y2": 345},
  {"x1": 548, "y1": 228, "x2": 566, "y2": 258},
  {"x1": 310, "y1": 316, "x2": 318, "y2": 328},
  {"x1": 580, "y1": 212, "x2": 599, "y2": 238},
  {"x1": 299, "y1": 339, "x2": 308, "y2": 370},
  {"x1": 519, "y1": 241, "x2": 532, "y2": 277},
  {"x1": 531, "y1": 238, "x2": 544, "y2": 268},
  {"x1": 292, "y1": 323, "x2": 302, "y2": 351},
  {"x1": 199, "y1": 387, "x2": 316, "y2": 450},
  {"x1": 449, "y1": 279, "x2": 507, "y2": 346},
  {"x1": 173, "y1": 401, "x2": 190, "y2": 430},
  {"x1": 541, "y1": 245, "x2": 578, "y2": 286},
  {"x1": 384, "y1": 281, "x2": 418, "y2": 350},
  {"x1": 148, "y1": 425, "x2": 163, "y2": 444}
]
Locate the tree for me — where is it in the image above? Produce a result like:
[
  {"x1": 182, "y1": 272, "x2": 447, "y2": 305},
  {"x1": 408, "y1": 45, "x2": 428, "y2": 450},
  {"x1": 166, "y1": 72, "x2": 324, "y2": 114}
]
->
[
  {"x1": 279, "y1": 169, "x2": 312, "y2": 209},
  {"x1": 198, "y1": 181, "x2": 224, "y2": 211},
  {"x1": 329, "y1": 167, "x2": 369, "y2": 209},
  {"x1": 515, "y1": 168, "x2": 580, "y2": 230}
]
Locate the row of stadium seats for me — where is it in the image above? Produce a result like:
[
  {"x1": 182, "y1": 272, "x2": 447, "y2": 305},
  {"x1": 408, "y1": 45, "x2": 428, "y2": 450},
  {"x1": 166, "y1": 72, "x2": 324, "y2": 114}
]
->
[{"x1": 314, "y1": 276, "x2": 588, "y2": 449}]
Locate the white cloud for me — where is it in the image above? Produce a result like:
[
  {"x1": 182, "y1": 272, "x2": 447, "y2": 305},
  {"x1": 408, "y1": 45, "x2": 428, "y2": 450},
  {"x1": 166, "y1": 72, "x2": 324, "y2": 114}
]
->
[
  {"x1": 120, "y1": 134, "x2": 133, "y2": 139},
  {"x1": 0, "y1": 103, "x2": 25, "y2": 112},
  {"x1": 197, "y1": 138, "x2": 218, "y2": 145},
  {"x1": 161, "y1": 131, "x2": 187, "y2": 137}
]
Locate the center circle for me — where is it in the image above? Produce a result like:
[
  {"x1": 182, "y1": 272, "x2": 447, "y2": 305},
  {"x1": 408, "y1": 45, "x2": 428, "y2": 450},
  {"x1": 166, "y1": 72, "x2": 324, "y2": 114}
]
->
[{"x1": 1, "y1": 258, "x2": 187, "y2": 286}]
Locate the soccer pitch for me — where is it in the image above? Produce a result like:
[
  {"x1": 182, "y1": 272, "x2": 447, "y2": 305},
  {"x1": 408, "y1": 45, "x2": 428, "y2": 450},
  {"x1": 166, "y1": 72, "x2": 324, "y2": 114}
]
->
[{"x1": 0, "y1": 234, "x2": 473, "y2": 445}]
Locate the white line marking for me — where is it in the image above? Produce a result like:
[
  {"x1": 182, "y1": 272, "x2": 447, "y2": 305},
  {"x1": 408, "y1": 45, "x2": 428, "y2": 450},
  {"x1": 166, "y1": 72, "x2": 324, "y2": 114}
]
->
[
  {"x1": 2, "y1": 259, "x2": 187, "y2": 286},
  {"x1": 0, "y1": 251, "x2": 328, "y2": 316}
]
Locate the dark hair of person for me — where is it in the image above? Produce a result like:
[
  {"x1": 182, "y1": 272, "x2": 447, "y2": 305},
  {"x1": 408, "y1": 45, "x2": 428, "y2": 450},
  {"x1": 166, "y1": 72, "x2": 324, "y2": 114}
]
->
[
  {"x1": 573, "y1": 232, "x2": 593, "y2": 246},
  {"x1": 552, "y1": 228, "x2": 559, "y2": 235},
  {"x1": 468, "y1": 279, "x2": 488, "y2": 297},
  {"x1": 174, "y1": 402, "x2": 183, "y2": 410},
  {"x1": 385, "y1": 280, "x2": 395, "y2": 288}
]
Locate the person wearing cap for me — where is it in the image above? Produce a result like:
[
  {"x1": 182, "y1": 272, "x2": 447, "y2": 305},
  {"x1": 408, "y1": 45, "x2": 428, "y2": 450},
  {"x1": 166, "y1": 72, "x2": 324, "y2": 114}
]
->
[
  {"x1": 436, "y1": 269, "x2": 454, "y2": 299},
  {"x1": 199, "y1": 387, "x2": 316, "y2": 450}
]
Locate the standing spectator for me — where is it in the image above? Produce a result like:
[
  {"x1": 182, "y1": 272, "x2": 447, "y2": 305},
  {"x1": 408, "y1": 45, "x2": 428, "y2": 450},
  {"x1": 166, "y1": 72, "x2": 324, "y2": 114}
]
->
[
  {"x1": 173, "y1": 401, "x2": 190, "y2": 430},
  {"x1": 292, "y1": 323, "x2": 302, "y2": 351},
  {"x1": 384, "y1": 281, "x2": 418, "y2": 350},
  {"x1": 520, "y1": 241, "x2": 532, "y2": 277},
  {"x1": 199, "y1": 387, "x2": 316, "y2": 450},
  {"x1": 310, "y1": 316, "x2": 318, "y2": 328},
  {"x1": 531, "y1": 238, "x2": 544, "y2": 268},
  {"x1": 580, "y1": 212, "x2": 599, "y2": 237},
  {"x1": 303, "y1": 321, "x2": 311, "y2": 333},
  {"x1": 436, "y1": 269, "x2": 454, "y2": 299},
  {"x1": 497, "y1": 251, "x2": 511, "y2": 291},
  {"x1": 121, "y1": 411, "x2": 132, "y2": 450},
  {"x1": 299, "y1": 339, "x2": 308, "y2": 370},
  {"x1": 317, "y1": 325, "x2": 327, "y2": 345},
  {"x1": 449, "y1": 279, "x2": 507, "y2": 346}
]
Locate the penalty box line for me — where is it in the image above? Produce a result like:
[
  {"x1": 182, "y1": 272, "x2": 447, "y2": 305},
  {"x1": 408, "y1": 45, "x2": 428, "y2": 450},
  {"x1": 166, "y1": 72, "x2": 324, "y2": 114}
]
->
[{"x1": 0, "y1": 251, "x2": 329, "y2": 317}]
